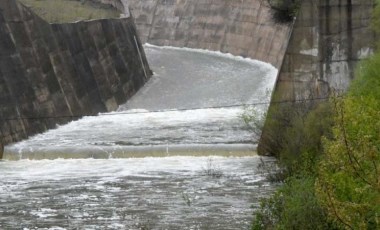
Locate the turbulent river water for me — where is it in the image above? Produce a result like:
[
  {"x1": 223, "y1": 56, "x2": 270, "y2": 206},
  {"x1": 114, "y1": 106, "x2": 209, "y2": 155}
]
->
[{"x1": 1, "y1": 45, "x2": 278, "y2": 229}]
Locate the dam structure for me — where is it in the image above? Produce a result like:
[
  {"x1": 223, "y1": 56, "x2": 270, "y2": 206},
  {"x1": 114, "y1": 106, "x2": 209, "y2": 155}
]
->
[
  {"x1": 0, "y1": 0, "x2": 377, "y2": 228},
  {"x1": 0, "y1": 1, "x2": 282, "y2": 228},
  {"x1": 0, "y1": 0, "x2": 152, "y2": 145},
  {"x1": 4, "y1": 44, "x2": 278, "y2": 159},
  {"x1": 128, "y1": 0, "x2": 376, "y2": 99},
  {"x1": 1, "y1": 34, "x2": 280, "y2": 228},
  {"x1": 1, "y1": 0, "x2": 375, "y2": 147}
]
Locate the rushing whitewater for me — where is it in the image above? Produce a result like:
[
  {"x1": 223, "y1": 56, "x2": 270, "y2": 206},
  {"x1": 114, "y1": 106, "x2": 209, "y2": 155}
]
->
[
  {"x1": 4, "y1": 45, "x2": 277, "y2": 159},
  {"x1": 0, "y1": 45, "x2": 279, "y2": 229},
  {"x1": 0, "y1": 157, "x2": 277, "y2": 229}
]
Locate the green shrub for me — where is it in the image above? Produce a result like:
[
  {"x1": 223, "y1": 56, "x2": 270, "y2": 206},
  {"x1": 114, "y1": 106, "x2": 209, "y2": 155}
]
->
[
  {"x1": 267, "y1": 0, "x2": 301, "y2": 23},
  {"x1": 316, "y1": 52, "x2": 380, "y2": 230},
  {"x1": 255, "y1": 99, "x2": 334, "y2": 177},
  {"x1": 250, "y1": 100, "x2": 336, "y2": 229},
  {"x1": 253, "y1": 1, "x2": 380, "y2": 229},
  {"x1": 253, "y1": 175, "x2": 338, "y2": 230}
]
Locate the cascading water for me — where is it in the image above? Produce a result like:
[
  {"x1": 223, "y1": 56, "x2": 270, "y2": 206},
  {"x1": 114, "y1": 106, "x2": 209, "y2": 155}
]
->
[
  {"x1": 4, "y1": 45, "x2": 277, "y2": 159},
  {"x1": 0, "y1": 45, "x2": 279, "y2": 229}
]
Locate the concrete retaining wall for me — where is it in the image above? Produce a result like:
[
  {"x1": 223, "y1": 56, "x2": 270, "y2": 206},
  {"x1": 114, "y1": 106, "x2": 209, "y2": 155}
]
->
[
  {"x1": 128, "y1": 0, "x2": 293, "y2": 68},
  {"x1": 275, "y1": 0, "x2": 376, "y2": 100},
  {"x1": 0, "y1": 0, "x2": 152, "y2": 144}
]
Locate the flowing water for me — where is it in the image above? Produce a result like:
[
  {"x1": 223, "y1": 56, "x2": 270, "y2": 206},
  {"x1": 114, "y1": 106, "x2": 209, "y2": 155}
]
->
[
  {"x1": 0, "y1": 157, "x2": 277, "y2": 230},
  {"x1": 1, "y1": 45, "x2": 278, "y2": 229}
]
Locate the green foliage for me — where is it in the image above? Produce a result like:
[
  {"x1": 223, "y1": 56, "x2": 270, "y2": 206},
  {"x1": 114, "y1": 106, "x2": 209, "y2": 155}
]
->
[
  {"x1": 242, "y1": 106, "x2": 266, "y2": 139},
  {"x1": 253, "y1": 175, "x2": 337, "y2": 230},
  {"x1": 253, "y1": 2, "x2": 380, "y2": 229},
  {"x1": 316, "y1": 53, "x2": 380, "y2": 230},
  {"x1": 254, "y1": 54, "x2": 380, "y2": 229},
  {"x1": 350, "y1": 52, "x2": 380, "y2": 100},
  {"x1": 267, "y1": 0, "x2": 301, "y2": 23},
  {"x1": 18, "y1": 0, "x2": 120, "y2": 23},
  {"x1": 251, "y1": 101, "x2": 335, "y2": 229},
  {"x1": 318, "y1": 5, "x2": 379, "y2": 229},
  {"x1": 257, "y1": 100, "x2": 334, "y2": 177}
]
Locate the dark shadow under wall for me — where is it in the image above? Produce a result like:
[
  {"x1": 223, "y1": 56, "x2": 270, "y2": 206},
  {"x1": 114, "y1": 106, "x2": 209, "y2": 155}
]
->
[{"x1": 0, "y1": 0, "x2": 152, "y2": 145}]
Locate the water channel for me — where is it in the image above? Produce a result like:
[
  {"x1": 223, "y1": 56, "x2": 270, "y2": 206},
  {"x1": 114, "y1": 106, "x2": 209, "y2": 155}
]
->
[{"x1": 0, "y1": 45, "x2": 278, "y2": 229}]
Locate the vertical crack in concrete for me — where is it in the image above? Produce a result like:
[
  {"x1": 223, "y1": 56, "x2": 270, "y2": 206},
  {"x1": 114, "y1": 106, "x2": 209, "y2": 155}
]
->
[
  {"x1": 0, "y1": 0, "x2": 151, "y2": 144},
  {"x1": 346, "y1": 0, "x2": 354, "y2": 80},
  {"x1": 1, "y1": 18, "x2": 28, "y2": 140},
  {"x1": 147, "y1": 0, "x2": 160, "y2": 42}
]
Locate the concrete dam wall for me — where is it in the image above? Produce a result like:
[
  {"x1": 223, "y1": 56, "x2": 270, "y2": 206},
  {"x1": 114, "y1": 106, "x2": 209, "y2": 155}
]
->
[
  {"x1": 128, "y1": 0, "x2": 376, "y2": 98},
  {"x1": 129, "y1": 0, "x2": 293, "y2": 68},
  {"x1": 276, "y1": 0, "x2": 376, "y2": 100},
  {"x1": 0, "y1": 0, "x2": 152, "y2": 144},
  {"x1": 0, "y1": 0, "x2": 375, "y2": 147}
]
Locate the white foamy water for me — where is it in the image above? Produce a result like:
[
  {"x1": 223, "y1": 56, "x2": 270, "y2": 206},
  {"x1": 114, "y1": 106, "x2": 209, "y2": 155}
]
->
[
  {"x1": 5, "y1": 45, "x2": 277, "y2": 159},
  {"x1": 0, "y1": 46, "x2": 279, "y2": 229},
  {"x1": 0, "y1": 156, "x2": 277, "y2": 229}
]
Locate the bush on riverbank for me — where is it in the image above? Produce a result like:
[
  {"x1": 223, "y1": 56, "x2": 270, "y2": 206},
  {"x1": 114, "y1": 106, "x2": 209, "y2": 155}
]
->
[
  {"x1": 256, "y1": 99, "x2": 334, "y2": 178},
  {"x1": 316, "y1": 52, "x2": 380, "y2": 230},
  {"x1": 253, "y1": 1, "x2": 380, "y2": 228},
  {"x1": 252, "y1": 100, "x2": 337, "y2": 229},
  {"x1": 253, "y1": 58, "x2": 380, "y2": 229},
  {"x1": 253, "y1": 175, "x2": 338, "y2": 230}
]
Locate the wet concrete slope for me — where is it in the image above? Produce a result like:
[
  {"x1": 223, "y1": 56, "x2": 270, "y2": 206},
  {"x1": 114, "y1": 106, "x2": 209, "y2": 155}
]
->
[{"x1": 0, "y1": 0, "x2": 152, "y2": 144}]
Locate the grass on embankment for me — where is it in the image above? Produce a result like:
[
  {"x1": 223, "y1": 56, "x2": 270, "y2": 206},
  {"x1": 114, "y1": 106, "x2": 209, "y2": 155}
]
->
[{"x1": 18, "y1": 0, "x2": 120, "y2": 23}]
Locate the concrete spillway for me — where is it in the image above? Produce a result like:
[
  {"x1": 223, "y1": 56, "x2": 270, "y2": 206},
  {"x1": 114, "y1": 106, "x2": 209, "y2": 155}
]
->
[
  {"x1": 4, "y1": 45, "x2": 277, "y2": 160},
  {"x1": 1, "y1": 46, "x2": 278, "y2": 229},
  {"x1": 128, "y1": 0, "x2": 376, "y2": 99},
  {"x1": 1, "y1": 0, "x2": 375, "y2": 228},
  {"x1": 0, "y1": 1, "x2": 281, "y2": 227}
]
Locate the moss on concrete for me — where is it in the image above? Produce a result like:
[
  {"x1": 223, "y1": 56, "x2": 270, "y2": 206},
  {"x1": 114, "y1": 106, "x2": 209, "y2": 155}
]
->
[{"x1": 18, "y1": 0, "x2": 120, "y2": 23}]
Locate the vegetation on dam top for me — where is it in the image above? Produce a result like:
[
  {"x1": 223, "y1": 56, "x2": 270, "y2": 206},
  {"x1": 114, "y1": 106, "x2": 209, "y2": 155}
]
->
[{"x1": 18, "y1": 0, "x2": 120, "y2": 23}]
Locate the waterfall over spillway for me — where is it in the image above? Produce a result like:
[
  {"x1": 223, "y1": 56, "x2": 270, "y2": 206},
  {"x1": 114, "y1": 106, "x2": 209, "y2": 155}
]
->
[
  {"x1": 4, "y1": 45, "x2": 277, "y2": 160},
  {"x1": 0, "y1": 45, "x2": 279, "y2": 229}
]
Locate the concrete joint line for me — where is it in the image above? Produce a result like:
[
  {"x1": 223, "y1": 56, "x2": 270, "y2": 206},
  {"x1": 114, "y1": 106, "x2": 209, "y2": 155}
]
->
[{"x1": 134, "y1": 35, "x2": 148, "y2": 80}]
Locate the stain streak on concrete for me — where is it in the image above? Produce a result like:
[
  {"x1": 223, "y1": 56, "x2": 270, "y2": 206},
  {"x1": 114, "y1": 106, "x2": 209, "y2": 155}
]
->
[{"x1": 0, "y1": 0, "x2": 152, "y2": 145}]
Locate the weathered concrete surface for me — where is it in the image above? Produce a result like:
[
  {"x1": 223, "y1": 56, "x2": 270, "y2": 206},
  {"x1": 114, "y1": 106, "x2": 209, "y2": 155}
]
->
[
  {"x1": 0, "y1": 0, "x2": 152, "y2": 144},
  {"x1": 275, "y1": 0, "x2": 377, "y2": 100},
  {"x1": 128, "y1": 0, "x2": 293, "y2": 68},
  {"x1": 128, "y1": 0, "x2": 375, "y2": 98},
  {"x1": 259, "y1": 0, "x2": 376, "y2": 154},
  {"x1": 93, "y1": 0, "x2": 130, "y2": 15},
  {"x1": 127, "y1": 0, "x2": 376, "y2": 156},
  {"x1": 97, "y1": 0, "x2": 125, "y2": 11}
]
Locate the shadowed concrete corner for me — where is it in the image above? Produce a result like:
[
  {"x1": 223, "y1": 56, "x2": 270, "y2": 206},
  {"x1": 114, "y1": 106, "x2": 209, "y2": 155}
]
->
[
  {"x1": 0, "y1": 0, "x2": 152, "y2": 145},
  {"x1": 0, "y1": 138, "x2": 3, "y2": 159}
]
